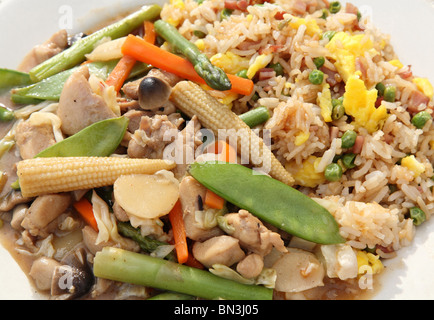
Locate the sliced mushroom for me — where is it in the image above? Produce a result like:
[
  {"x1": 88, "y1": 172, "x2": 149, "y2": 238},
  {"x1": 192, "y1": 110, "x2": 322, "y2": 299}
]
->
[
  {"x1": 138, "y1": 76, "x2": 172, "y2": 110},
  {"x1": 272, "y1": 248, "x2": 325, "y2": 293},
  {"x1": 29, "y1": 257, "x2": 62, "y2": 292},
  {"x1": 51, "y1": 247, "x2": 94, "y2": 300}
]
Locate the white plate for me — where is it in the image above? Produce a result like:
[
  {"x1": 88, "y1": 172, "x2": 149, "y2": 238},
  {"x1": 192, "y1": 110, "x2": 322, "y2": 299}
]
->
[{"x1": 0, "y1": 0, "x2": 433, "y2": 300}]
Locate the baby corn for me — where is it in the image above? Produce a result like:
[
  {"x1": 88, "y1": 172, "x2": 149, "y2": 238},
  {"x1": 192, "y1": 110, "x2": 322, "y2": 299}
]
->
[
  {"x1": 171, "y1": 81, "x2": 294, "y2": 185},
  {"x1": 17, "y1": 157, "x2": 176, "y2": 197}
]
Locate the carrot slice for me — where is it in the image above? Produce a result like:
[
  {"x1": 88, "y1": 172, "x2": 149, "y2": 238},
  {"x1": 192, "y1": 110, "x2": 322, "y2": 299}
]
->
[
  {"x1": 205, "y1": 140, "x2": 237, "y2": 163},
  {"x1": 204, "y1": 189, "x2": 225, "y2": 210},
  {"x1": 168, "y1": 200, "x2": 189, "y2": 264},
  {"x1": 144, "y1": 21, "x2": 156, "y2": 44},
  {"x1": 105, "y1": 55, "x2": 137, "y2": 92},
  {"x1": 73, "y1": 197, "x2": 98, "y2": 231},
  {"x1": 121, "y1": 34, "x2": 254, "y2": 96},
  {"x1": 203, "y1": 140, "x2": 237, "y2": 209}
]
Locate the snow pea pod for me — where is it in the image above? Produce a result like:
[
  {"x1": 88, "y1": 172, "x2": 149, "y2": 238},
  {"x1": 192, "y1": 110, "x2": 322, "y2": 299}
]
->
[
  {"x1": 11, "y1": 61, "x2": 150, "y2": 104},
  {"x1": 189, "y1": 162, "x2": 345, "y2": 245},
  {"x1": 0, "y1": 68, "x2": 31, "y2": 92},
  {"x1": 36, "y1": 116, "x2": 129, "y2": 158}
]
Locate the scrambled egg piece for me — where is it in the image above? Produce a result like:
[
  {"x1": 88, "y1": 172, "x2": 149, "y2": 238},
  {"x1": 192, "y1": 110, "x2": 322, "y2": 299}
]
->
[
  {"x1": 210, "y1": 52, "x2": 250, "y2": 75},
  {"x1": 388, "y1": 59, "x2": 404, "y2": 69},
  {"x1": 286, "y1": 156, "x2": 325, "y2": 188},
  {"x1": 317, "y1": 84, "x2": 333, "y2": 122},
  {"x1": 413, "y1": 78, "x2": 434, "y2": 100},
  {"x1": 356, "y1": 250, "x2": 384, "y2": 275},
  {"x1": 283, "y1": 14, "x2": 321, "y2": 37},
  {"x1": 343, "y1": 73, "x2": 388, "y2": 133},
  {"x1": 326, "y1": 32, "x2": 377, "y2": 82},
  {"x1": 246, "y1": 54, "x2": 273, "y2": 79},
  {"x1": 401, "y1": 155, "x2": 426, "y2": 178},
  {"x1": 170, "y1": 0, "x2": 185, "y2": 9},
  {"x1": 294, "y1": 131, "x2": 310, "y2": 146}
]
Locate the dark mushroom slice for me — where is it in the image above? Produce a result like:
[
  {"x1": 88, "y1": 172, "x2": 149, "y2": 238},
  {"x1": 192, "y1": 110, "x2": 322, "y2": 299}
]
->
[
  {"x1": 138, "y1": 76, "x2": 172, "y2": 111},
  {"x1": 51, "y1": 247, "x2": 94, "y2": 299}
]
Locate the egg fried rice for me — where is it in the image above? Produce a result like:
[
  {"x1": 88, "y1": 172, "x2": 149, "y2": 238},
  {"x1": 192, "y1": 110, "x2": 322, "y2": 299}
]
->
[{"x1": 161, "y1": 0, "x2": 434, "y2": 260}]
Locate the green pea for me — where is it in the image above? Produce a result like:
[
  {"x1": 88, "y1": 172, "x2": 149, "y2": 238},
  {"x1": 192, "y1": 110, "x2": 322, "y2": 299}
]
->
[
  {"x1": 332, "y1": 104, "x2": 345, "y2": 120},
  {"x1": 342, "y1": 153, "x2": 356, "y2": 169},
  {"x1": 409, "y1": 207, "x2": 426, "y2": 226},
  {"x1": 411, "y1": 111, "x2": 432, "y2": 129},
  {"x1": 320, "y1": 9, "x2": 329, "y2": 19},
  {"x1": 388, "y1": 184, "x2": 398, "y2": 194},
  {"x1": 383, "y1": 85, "x2": 396, "y2": 102},
  {"x1": 313, "y1": 57, "x2": 325, "y2": 69},
  {"x1": 269, "y1": 62, "x2": 284, "y2": 77},
  {"x1": 221, "y1": 8, "x2": 233, "y2": 20},
  {"x1": 332, "y1": 97, "x2": 344, "y2": 107},
  {"x1": 251, "y1": 92, "x2": 259, "y2": 102},
  {"x1": 324, "y1": 163, "x2": 343, "y2": 182},
  {"x1": 309, "y1": 69, "x2": 324, "y2": 85},
  {"x1": 375, "y1": 83, "x2": 386, "y2": 96},
  {"x1": 341, "y1": 130, "x2": 357, "y2": 149},
  {"x1": 329, "y1": 1, "x2": 342, "y2": 13},
  {"x1": 322, "y1": 31, "x2": 337, "y2": 42},
  {"x1": 236, "y1": 69, "x2": 248, "y2": 79},
  {"x1": 193, "y1": 30, "x2": 207, "y2": 38},
  {"x1": 0, "y1": 106, "x2": 15, "y2": 122}
]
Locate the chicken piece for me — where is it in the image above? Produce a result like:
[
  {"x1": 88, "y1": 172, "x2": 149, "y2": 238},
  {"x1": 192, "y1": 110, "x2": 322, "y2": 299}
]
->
[
  {"x1": 192, "y1": 235, "x2": 246, "y2": 268},
  {"x1": 179, "y1": 176, "x2": 223, "y2": 241},
  {"x1": 17, "y1": 30, "x2": 68, "y2": 73},
  {"x1": 21, "y1": 193, "x2": 72, "y2": 237},
  {"x1": 165, "y1": 116, "x2": 203, "y2": 179},
  {"x1": 15, "y1": 120, "x2": 56, "y2": 159},
  {"x1": 222, "y1": 209, "x2": 287, "y2": 256},
  {"x1": 82, "y1": 225, "x2": 140, "y2": 256},
  {"x1": 57, "y1": 66, "x2": 117, "y2": 136},
  {"x1": 236, "y1": 253, "x2": 264, "y2": 279},
  {"x1": 127, "y1": 114, "x2": 183, "y2": 159}
]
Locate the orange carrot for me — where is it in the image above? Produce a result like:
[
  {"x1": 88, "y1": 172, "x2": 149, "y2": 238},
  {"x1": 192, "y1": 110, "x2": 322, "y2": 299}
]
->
[
  {"x1": 144, "y1": 21, "x2": 156, "y2": 44},
  {"x1": 105, "y1": 55, "x2": 137, "y2": 92},
  {"x1": 73, "y1": 197, "x2": 98, "y2": 232},
  {"x1": 121, "y1": 34, "x2": 254, "y2": 96},
  {"x1": 206, "y1": 140, "x2": 237, "y2": 163},
  {"x1": 168, "y1": 200, "x2": 189, "y2": 264},
  {"x1": 204, "y1": 189, "x2": 225, "y2": 210},
  {"x1": 185, "y1": 253, "x2": 205, "y2": 269},
  {"x1": 203, "y1": 140, "x2": 237, "y2": 209}
]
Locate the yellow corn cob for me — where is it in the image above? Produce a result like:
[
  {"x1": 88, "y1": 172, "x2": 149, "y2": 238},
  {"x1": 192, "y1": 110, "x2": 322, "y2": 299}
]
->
[
  {"x1": 171, "y1": 81, "x2": 294, "y2": 185},
  {"x1": 17, "y1": 157, "x2": 176, "y2": 197}
]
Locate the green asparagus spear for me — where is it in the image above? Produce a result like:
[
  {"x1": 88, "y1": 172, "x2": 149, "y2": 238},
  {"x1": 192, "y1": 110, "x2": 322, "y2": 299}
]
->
[
  {"x1": 147, "y1": 292, "x2": 195, "y2": 300},
  {"x1": 29, "y1": 4, "x2": 161, "y2": 82},
  {"x1": 117, "y1": 221, "x2": 176, "y2": 261},
  {"x1": 94, "y1": 247, "x2": 273, "y2": 300},
  {"x1": 154, "y1": 19, "x2": 232, "y2": 91}
]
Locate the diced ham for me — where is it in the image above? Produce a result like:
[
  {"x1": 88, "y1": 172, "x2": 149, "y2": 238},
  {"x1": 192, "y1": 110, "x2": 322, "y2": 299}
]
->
[
  {"x1": 292, "y1": 0, "x2": 307, "y2": 15},
  {"x1": 258, "y1": 68, "x2": 276, "y2": 81},
  {"x1": 351, "y1": 135, "x2": 364, "y2": 154},
  {"x1": 407, "y1": 90, "x2": 430, "y2": 113}
]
